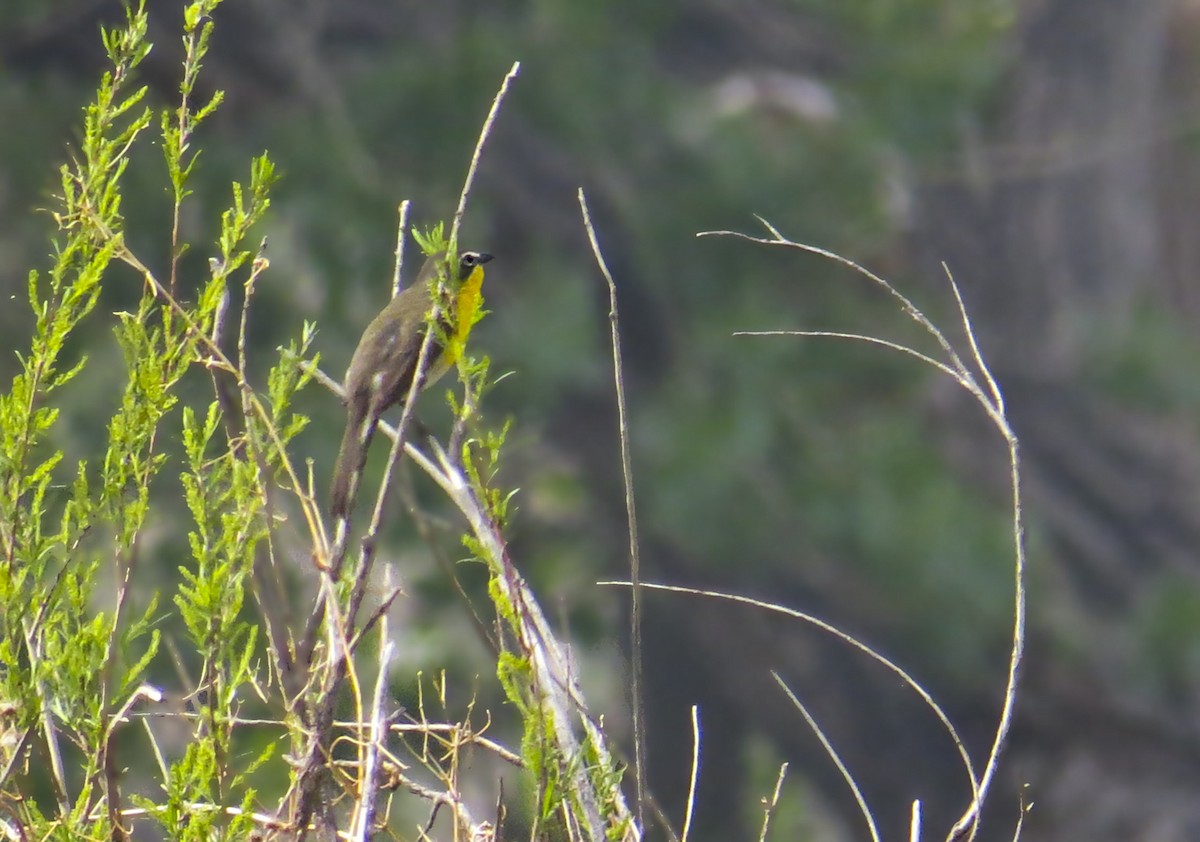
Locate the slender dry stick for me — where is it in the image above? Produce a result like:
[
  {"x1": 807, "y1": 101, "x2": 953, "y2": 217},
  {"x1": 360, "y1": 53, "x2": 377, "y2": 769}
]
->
[
  {"x1": 945, "y1": 264, "x2": 1004, "y2": 414},
  {"x1": 354, "y1": 54, "x2": 518, "y2": 608},
  {"x1": 1009, "y1": 792, "x2": 1030, "y2": 842},
  {"x1": 492, "y1": 781, "x2": 506, "y2": 841},
  {"x1": 237, "y1": 239, "x2": 267, "y2": 377},
  {"x1": 114, "y1": 246, "x2": 324, "y2": 547},
  {"x1": 24, "y1": 629, "x2": 68, "y2": 814},
  {"x1": 681, "y1": 706, "x2": 701, "y2": 842},
  {"x1": 772, "y1": 673, "x2": 881, "y2": 842},
  {"x1": 353, "y1": 201, "x2": 416, "y2": 584},
  {"x1": 350, "y1": 201, "x2": 413, "y2": 545},
  {"x1": 388, "y1": 723, "x2": 524, "y2": 767},
  {"x1": 947, "y1": 429, "x2": 1023, "y2": 842},
  {"x1": 302, "y1": 200, "x2": 414, "y2": 665},
  {"x1": 697, "y1": 225, "x2": 992, "y2": 423},
  {"x1": 364, "y1": 59, "x2": 525, "y2": 537},
  {"x1": 302, "y1": 65, "x2": 525, "y2": 819},
  {"x1": 942, "y1": 265, "x2": 1024, "y2": 842},
  {"x1": 735, "y1": 330, "x2": 961, "y2": 382},
  {"x1": 701, "y1": 223, "x2": 1025, "y2": 842},
  {"x1": 391, "y1": 200, "x2": 412, "y2": 297},
  {"x1": 348, "y1": 585, "x2": 404, "y2": 652},
  {"x1": 443, "y1": 62, "x2": 520, "y2": 457},
  {"x1": 757, "y1": 763, "x2": 789, "y2": 842},
  {"x1": 579, "y1": 187, "x2": 647, "y2": 824},
  {"x1": 449, "y1": 61, "x2": 521, "y2": 250},
  {"x1": 599, "y1": 580, "x2": 978, "y2": 794},
  {"x1": 205, "y1": 278, "x2": 242, "y2": 447},
  {"x1": 391, "y1": 763, "x2": 479, "y2": 837},
  {"x1": 101, "y1": 684, "x2": 163, "y2": 839},
  {"x1": 349, "y1": 633, "x2": 394, "y2": 840},
  {"x1": 706, "y1": 224, "x2": 1008, "y2": 433},
  {"x1": 415, "y1": 436, "x2": 632, "y2": 841},
  {"x1": 140, "y1": 716, "x2": 170, "y2": 785}
]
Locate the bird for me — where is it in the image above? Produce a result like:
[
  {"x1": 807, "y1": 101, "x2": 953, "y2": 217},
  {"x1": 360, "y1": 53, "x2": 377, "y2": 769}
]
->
[{"x1": 329, "y1": 249, "x2": 493, "y2": 520}]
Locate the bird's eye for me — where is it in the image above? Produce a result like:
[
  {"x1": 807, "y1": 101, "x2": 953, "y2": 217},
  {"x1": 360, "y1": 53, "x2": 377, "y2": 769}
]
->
[{"x1": 462, "y1": 253, "x2": 476, "y2": 266}]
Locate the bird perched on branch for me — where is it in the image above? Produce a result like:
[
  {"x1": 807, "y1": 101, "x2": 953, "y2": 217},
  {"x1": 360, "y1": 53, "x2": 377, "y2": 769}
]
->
[{"x1": 329, "y1": 249, "x2": 493, "y2": 520}]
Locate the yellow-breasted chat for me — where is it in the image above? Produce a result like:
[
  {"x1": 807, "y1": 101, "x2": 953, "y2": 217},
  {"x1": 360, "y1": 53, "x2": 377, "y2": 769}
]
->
[{"x1": 329, "y1": 249, "x2": 492, "y2": 520}]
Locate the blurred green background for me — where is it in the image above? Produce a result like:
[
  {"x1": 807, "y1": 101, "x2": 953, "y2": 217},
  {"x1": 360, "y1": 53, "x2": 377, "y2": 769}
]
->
[{"x1": 5, "y1": 1, "x2": 1200, "y2": 839}]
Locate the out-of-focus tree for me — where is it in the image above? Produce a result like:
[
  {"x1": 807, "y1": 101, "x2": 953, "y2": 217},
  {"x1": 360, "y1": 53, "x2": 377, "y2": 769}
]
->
[{"x1": 4, "y1": 1, "x2": 1200, "y2": 840}]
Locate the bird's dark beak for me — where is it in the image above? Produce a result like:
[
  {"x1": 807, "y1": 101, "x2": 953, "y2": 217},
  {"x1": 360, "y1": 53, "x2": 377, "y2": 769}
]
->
[{"x1": 477, "y1": 252, "x2": 494, "y2": 264}]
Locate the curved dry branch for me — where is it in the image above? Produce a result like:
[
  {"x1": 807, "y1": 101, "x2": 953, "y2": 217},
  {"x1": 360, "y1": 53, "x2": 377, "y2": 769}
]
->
[
  {"x1": 772, "y1": 673, "x2": 881, "y2": 842},
  {"x1": 601, "y1": 580, "x2": 979, "y2": 806},
  {"x1": 699, "y1": 222, "x2": 1026, "y2": 842}
]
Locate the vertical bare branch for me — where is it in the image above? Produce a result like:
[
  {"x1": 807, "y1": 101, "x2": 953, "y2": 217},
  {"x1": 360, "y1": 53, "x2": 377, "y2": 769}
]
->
[
  {"x1": 578, "y1": 188, "x2": 647, "y2": 824},
  {"x1": 449, "y1": 61, "x2": 521, "y2": 250},
  {"x1": 391, "y1": 200, "x2": 412, "y2": 298},
  {"x1": 681, "y1": 706, "x2": 701, "y2": 842},
  {"x1": 349, "y1": 627, "x2": 394, "y2": 839}
]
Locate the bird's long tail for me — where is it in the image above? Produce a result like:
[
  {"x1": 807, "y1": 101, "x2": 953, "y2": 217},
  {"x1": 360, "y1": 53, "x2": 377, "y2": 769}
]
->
[{"x1": 329, "y1": 400, "x2": 376, "y2": 522}]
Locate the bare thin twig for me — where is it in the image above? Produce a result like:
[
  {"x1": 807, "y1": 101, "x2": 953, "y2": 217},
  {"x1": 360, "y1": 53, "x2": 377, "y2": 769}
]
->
[
  {"x1": 772, "y1": 673, "x2": 881, "y2": 842},
  {"x1": 395, "y1": 770, "x2": 479, "y2": 838},
  {"x1": 598, "y1": 580, "x2": 978, "y2": 798},
  {"x1": 681, "y1": 706, "x2": 701, "y2": 842},
  {"x1": 579, "y1": 188, "x2": 647, "y2": 823},
  {"x1": 697, "y1": 225, "x2": 991, "y2": 421},
  {"x1": 99, "y1": 802, "x2": 295, "y2": 831},
  {"x1": 734, "y1": 330, "x2": 961, "y2": 381},
  {"x1": 450, "y1": 61, "x2": 521, "y2": 249},
  {"x1": 757, "y1": 763, "x2": 789, "y2": 842},
  {"x1": 1010, "y1": 790, "x2": 1031, "y2": 842},
  {"x1": 414, "y1": 435, "x2": 638, "y2": 841},
  {"x1": 944, "y1": 264, "x2": 1004, "y2": 414},
  {"x1": 343, "y1": 52, "x2": 515, "y2": 608},
  {"x1": 349, "y1": 609, "x2": 394, "y2": 840},
  {"x1": 346, "y1": 201, "x2": 418, "y2": 626},
  {"x1": 701, "y1": 222, "x2": 1027, "y2": 842},
  {"x1": 392, "y1": 200, "x2": 412, "y2": 297},
  {"x1": 26, "y1": 629, "x2": 68, "y2": 814},
  {"x1": 389, "y1": 723, "x2": 524, "y2": 767},
  {"x1": 299, "y1": 356, "x2": 620, "y2": 836}
]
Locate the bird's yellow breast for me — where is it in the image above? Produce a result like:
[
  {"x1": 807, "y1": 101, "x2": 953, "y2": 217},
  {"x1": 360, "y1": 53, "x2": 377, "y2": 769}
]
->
[{"x1": 442, "y1": 264, "x2": 485, "y2": 370}]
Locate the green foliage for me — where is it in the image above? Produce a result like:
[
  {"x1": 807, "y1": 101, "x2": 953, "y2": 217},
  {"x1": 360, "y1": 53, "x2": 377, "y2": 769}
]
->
[
  {"x1": 1, "y1": 5, "x2": 640, "y2": 839},
  {"x1": 0, "y1": 5, "x2": 157, "y2": 787},
  {"x1": 0, "y1": 2, "x2": 294, "y2": 835},
  {"x1": 411, "y1": 221, "x2": 447, "y2": 261},
  {"x1": 0, "y1": 0, "x2": 1036, "y2": 837},
  {"x1": 452, "y1": 356, "x2": 515, "y2": 530},
  {"x1": 176, "y1": 402, "x2": 260, "y2": 694}
]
